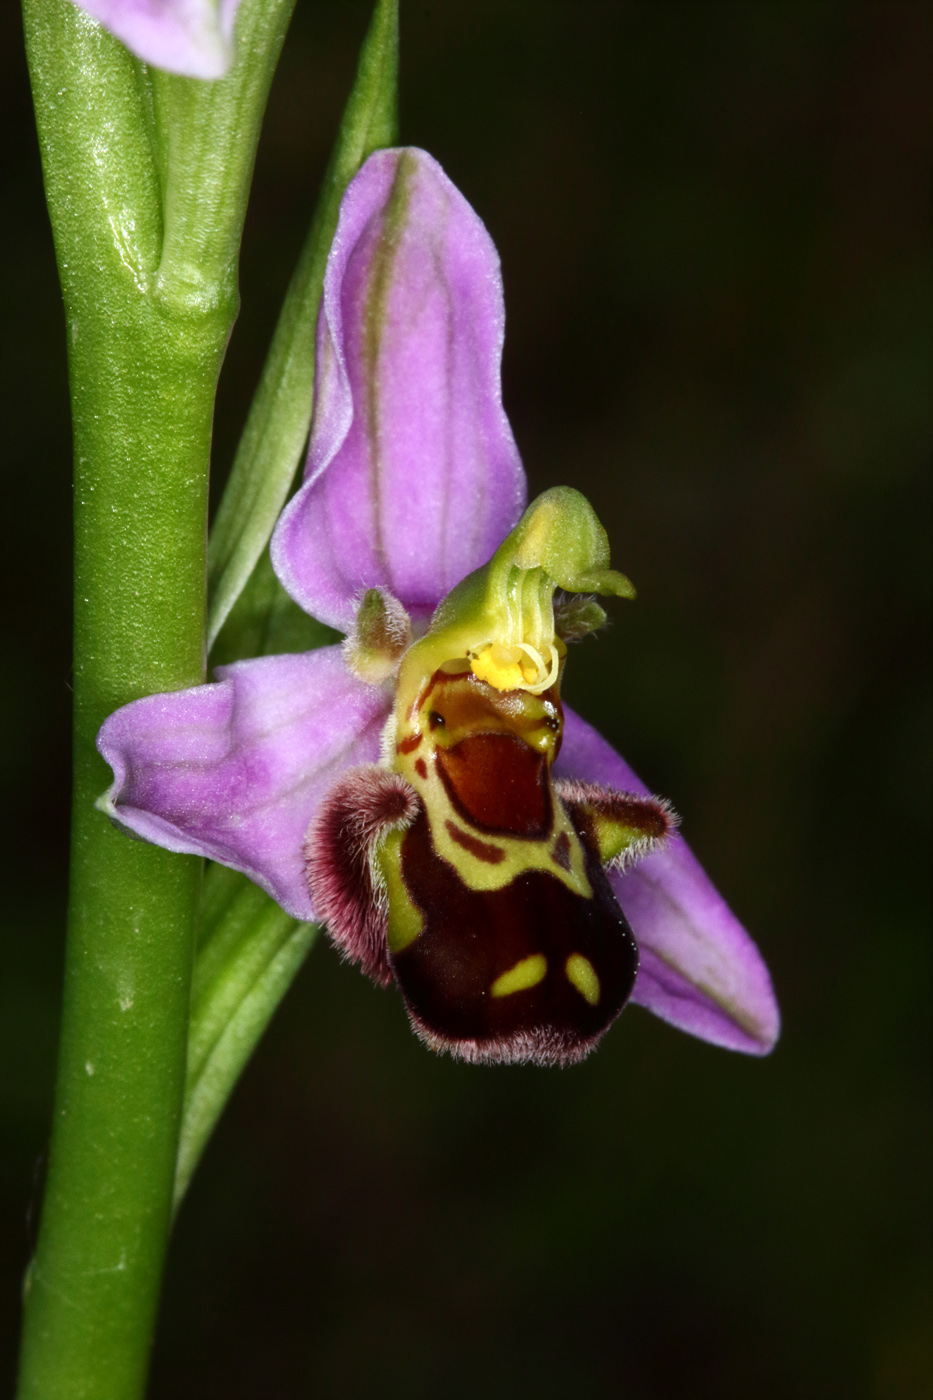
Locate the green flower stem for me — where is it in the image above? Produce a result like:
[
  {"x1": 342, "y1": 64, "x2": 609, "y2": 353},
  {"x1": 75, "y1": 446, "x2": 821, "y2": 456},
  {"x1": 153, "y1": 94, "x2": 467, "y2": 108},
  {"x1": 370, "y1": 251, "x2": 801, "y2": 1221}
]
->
[
  {"x1": 17, "y1": 1, "x2": 293, "y2": 1396},
  {"x1": 207, "y1": 0, "x2": 399, "y2": 646}
]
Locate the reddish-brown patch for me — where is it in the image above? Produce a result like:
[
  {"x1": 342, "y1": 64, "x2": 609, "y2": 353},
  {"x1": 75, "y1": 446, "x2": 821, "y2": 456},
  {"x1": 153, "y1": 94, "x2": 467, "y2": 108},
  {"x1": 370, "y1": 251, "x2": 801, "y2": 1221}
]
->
[
  {"x1": 554, "y1": 778, "x2": 677, "y2": 868},
  {"x1": 444, "y1": 819, "x2": 506, "y2": 864},
  {"x1": 424, "y1": 669, "x2": 562, "y2": 746},
  {"x1": 396, "y1": 733, "x2": 422, "y2": 754},
  {"x1": 551, "y1": 831, "x2": 572, "y2": 871},
  {"x1": 435, "y1": 733, "x2": 552, "y2": 838},
  {"x1": 415, "y1": 669, "x2": 445, "y2": 713},
  {"x1": 414, "y1": 757, "x2": 428, "y2": 780}
]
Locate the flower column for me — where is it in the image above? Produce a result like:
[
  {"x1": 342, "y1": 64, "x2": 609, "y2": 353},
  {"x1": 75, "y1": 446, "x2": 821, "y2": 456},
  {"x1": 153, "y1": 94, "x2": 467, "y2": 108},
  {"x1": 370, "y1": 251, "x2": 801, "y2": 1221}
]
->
[{"x1": 17, "y1": 0, "x2": 293, "y2": 1395}]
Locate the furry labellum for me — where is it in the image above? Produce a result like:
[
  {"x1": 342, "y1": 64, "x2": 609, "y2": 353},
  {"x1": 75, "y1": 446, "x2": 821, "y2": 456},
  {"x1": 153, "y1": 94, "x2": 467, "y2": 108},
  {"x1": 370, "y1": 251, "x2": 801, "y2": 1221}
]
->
[{"x1": 306, "y1": 725, "x2": 675, "y2": 1066}]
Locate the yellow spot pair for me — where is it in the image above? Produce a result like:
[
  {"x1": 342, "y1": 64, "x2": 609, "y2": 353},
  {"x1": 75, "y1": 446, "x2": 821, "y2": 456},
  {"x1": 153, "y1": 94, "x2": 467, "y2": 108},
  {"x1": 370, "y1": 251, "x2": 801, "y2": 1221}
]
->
[{"x1": 490, "y1": 952, "x2": 601, "y2": 1005}]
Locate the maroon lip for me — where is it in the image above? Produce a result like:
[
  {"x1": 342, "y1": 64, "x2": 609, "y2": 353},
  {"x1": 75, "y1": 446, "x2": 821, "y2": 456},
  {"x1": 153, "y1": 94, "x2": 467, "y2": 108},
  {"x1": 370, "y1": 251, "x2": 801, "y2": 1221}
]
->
[{"x1": 435, "y1": 732, "x2": 553, "y2": 839}]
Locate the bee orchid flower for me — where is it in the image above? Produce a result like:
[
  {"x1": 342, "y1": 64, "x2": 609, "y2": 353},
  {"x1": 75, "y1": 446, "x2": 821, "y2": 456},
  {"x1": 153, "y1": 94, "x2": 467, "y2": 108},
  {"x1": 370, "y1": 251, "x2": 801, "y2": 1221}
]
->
[{"x1": 97, "y1": 148, "x2": 779, "y2": 1064}]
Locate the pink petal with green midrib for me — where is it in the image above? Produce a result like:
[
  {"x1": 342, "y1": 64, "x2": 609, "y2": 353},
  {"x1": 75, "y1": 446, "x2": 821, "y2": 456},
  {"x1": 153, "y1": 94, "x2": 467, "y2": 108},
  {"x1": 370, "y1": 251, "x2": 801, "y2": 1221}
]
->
[
  {"x1": 271, "y1": 149, "x2": 526, "y2": 633},
  {"x1": 556, "y1": 709, "x2": 780, "y2": 1055}
]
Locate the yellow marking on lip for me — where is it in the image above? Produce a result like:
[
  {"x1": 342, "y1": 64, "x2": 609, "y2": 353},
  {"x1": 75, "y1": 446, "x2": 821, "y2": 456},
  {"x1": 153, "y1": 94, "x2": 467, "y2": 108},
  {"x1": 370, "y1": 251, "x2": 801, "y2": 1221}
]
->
[
  {"x1": 377, "y1": 832, "x2": 424, "y2": 953},
  {"x1": 490, "y1": 954, "x2": 547, "y2": 998},
  {"x1": 565, "y1": 953, "x2": 600, "y2": 1005}
]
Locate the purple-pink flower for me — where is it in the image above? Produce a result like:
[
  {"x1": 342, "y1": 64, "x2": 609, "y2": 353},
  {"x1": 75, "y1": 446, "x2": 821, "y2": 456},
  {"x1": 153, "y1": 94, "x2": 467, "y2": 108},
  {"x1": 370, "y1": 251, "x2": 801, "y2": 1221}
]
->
[
  {"x1": 70, "y1": 0, "x2": 241, "y2": 79},
  {"x1": 97, "y1": 147, "x2": 779, "y2": 1061}
]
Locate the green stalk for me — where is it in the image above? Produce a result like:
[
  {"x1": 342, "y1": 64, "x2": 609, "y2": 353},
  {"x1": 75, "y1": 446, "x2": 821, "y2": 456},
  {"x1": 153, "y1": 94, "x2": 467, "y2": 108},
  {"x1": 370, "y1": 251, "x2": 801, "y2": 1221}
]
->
[{"x1": 16, "y1": 1, "x2": 293, "y2": 1395}]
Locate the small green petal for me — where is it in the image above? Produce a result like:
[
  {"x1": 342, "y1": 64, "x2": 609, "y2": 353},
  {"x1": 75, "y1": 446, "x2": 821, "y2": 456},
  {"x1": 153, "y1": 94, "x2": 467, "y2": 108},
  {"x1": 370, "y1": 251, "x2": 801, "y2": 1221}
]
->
[
  {"x1": 396, "y1": 486, "x2": 634, "y2": 706},
  {"x1": 507, "y1": 487, "x2": 635, "y2": 599}
]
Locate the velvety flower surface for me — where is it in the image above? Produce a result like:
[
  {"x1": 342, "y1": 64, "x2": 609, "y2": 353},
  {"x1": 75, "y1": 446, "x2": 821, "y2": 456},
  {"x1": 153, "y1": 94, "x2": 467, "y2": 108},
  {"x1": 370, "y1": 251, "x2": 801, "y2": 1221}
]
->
[
  {"x1": 98, "y1": 147, "x2": 779, "y2": 1059},
  {"x1": 70, "y1": 0, "x2": 241, "y2": 79}
]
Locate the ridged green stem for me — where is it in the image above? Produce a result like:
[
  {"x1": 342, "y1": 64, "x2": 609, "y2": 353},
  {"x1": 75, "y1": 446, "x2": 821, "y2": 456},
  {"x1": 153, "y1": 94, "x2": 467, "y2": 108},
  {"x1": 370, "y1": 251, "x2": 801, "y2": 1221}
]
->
[{"x1": 17, "y1": 0, "x2": 293, "y2": 1394}]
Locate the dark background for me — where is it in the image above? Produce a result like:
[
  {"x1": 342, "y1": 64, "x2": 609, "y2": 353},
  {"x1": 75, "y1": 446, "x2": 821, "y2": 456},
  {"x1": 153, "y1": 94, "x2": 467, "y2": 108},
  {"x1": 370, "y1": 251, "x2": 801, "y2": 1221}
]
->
[{"x1": 2, "y1": 2, "x2": 930, "y2": 1396}]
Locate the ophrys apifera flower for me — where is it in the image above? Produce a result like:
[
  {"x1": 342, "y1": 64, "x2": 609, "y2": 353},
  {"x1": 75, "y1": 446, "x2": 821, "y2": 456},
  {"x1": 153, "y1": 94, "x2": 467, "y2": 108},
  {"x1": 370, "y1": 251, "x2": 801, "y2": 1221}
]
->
[{"x1": 97, "y1": 149, "x2": 779, "y2": 1063}]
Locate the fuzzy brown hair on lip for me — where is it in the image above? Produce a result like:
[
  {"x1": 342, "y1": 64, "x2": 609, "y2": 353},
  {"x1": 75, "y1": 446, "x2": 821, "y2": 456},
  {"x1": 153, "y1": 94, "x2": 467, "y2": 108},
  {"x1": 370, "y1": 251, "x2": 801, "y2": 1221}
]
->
[{"x1": 305, "y1": 765, "x2": 420, "y2": 986}]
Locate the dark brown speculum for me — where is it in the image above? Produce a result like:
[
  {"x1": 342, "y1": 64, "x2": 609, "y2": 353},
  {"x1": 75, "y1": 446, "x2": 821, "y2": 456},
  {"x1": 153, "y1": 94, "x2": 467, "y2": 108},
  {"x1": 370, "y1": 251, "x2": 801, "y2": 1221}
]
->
[
  {"x1": 385, "y1": 667, "x2": 640, "y2": 1064},
  {"x1": 392, "y1": 803, "x2": 639, "y2": 1063}
]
